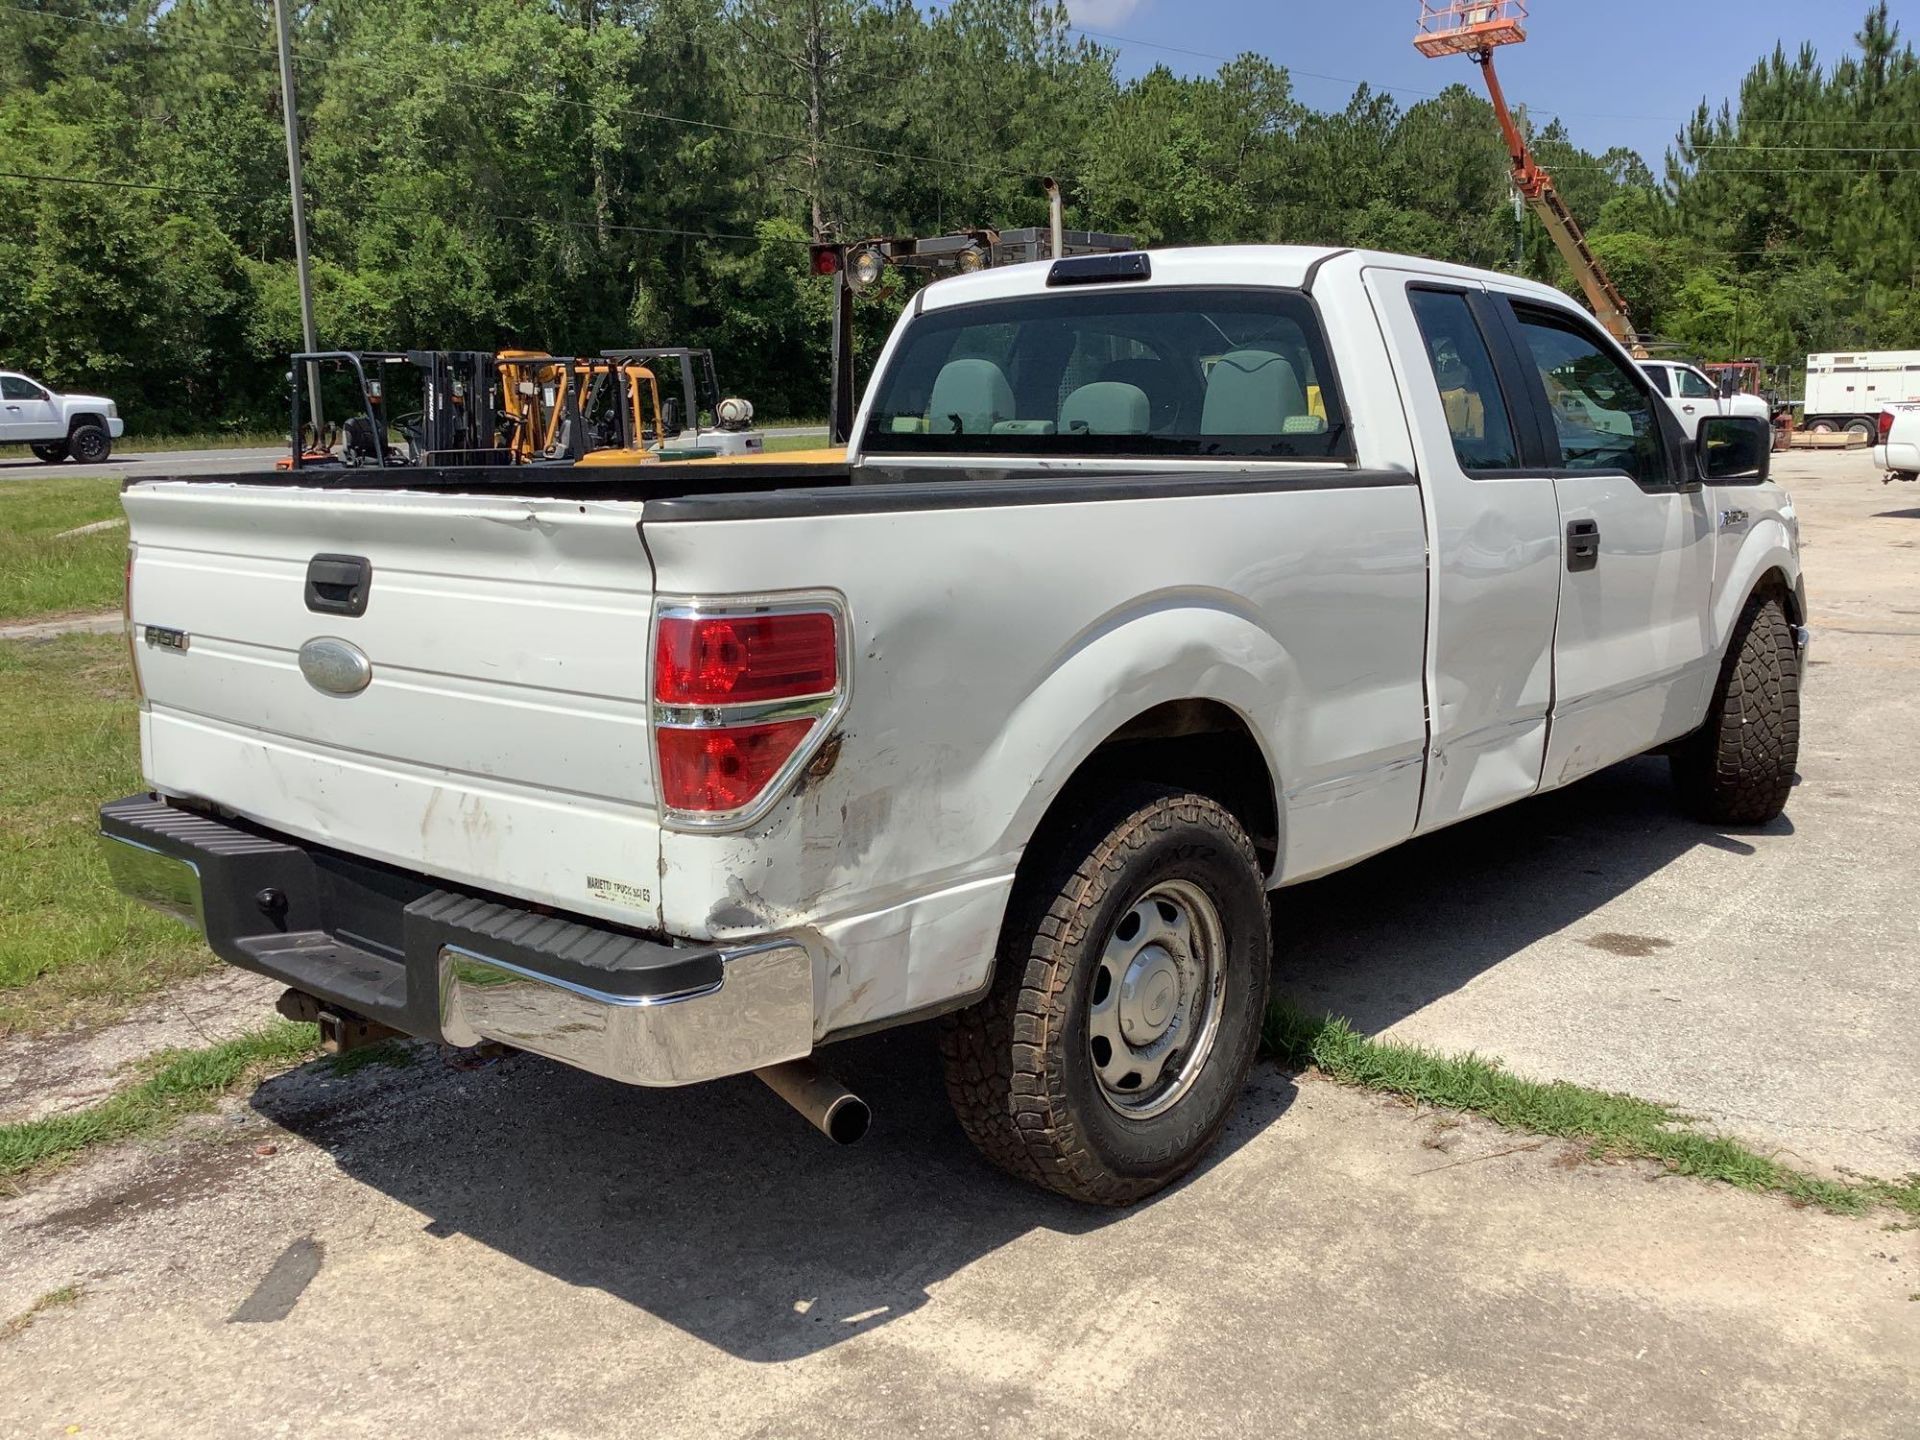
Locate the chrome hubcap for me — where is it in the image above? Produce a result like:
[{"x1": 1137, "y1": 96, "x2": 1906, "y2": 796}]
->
[{"x1": 1087, "y1": 879, "x2": 1226, "y2": 1119}]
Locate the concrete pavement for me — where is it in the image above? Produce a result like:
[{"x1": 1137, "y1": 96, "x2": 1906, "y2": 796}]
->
[{"x1": 1, "y1": 1041, "x2": 1914, "y2": 1437}]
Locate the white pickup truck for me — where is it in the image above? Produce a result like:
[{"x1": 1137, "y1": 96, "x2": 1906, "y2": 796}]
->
[
  {"x1": 1638, "y1": 359, "x2": 1772, "y2": 433},
  {"x1": 1874, "y1": 405, "x2": 1920, "y2": 481},
  {"x1": 101, "y1": 247, "x2": 1806, "y2": 1204},
  {"x1": 1, "y1": 369, "x2": 123, "y2": 462}
]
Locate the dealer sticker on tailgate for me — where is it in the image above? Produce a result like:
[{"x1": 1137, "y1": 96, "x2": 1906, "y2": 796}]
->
[{"x1": 586, "y1": 876, "x2": 652, "y2": 910}]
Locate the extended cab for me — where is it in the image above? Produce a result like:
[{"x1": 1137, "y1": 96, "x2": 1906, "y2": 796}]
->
[
  {"x1": 1, "y1": 370, "x2": 123, "y2": 463},
  {"x1": 101, "y1": 247, "x2": 1806, "y2": 1204}
]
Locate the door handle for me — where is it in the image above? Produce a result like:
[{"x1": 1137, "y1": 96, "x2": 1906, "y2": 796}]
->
[
  {"x1": 304, "y1": 553, "x2": 372, "y2": 616},
  {"x1": 1682, "y1": 403, "x2": 1697, "y2": 413},
  {"x1": 1566, "y1": 519, "x2": 1600, "y2": 572}
]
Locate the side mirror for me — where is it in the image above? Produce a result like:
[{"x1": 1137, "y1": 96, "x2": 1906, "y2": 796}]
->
[{"x1": 1696, "y1": 414, "x2": 1771, "y2": 484}]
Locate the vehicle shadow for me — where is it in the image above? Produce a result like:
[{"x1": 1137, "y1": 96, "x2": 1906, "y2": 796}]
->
[
  {"x1": 252, "y1": 754, "x2": 1772, "y2": 1363},
  {"x1": 253, "y1": 1020, "x2": 1299, "y2": 1364},
  {"x1": 1271, "y1": 754, "x2": 1790, "y2": 1031}
]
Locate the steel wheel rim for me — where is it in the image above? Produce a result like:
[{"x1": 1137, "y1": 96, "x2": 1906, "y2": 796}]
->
[
  {"x1": 73, "y1": 432, "x2": 106, "y2": 462},
  {"x1": 1086, "y1": 878, "x2": 1226, "y2": 1120}
]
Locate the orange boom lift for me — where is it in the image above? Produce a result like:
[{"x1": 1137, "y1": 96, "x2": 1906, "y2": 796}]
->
[{"x1": 1414, "y1": 2, "x2": 1641, "y2": 354}]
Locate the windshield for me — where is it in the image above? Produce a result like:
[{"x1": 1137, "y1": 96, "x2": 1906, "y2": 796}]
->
[{"x1": 861, "y1": 288, "x2": 1352, "y2": 461}]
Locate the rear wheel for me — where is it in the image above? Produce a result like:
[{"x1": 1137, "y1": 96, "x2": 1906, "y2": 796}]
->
[
  {"x1": 1845, "y1": 418, "x2": 1875, "y2": 441},
  {"x1": 29, "y1": 441, "x2": 68, "y2": 463},
  {"x1": 1807, "y1": 419, "x2": 1837, "y2": 434},
  {"x1": 68, "y1": 423, "x2": 110, "y2": 464},
  {"x1": 1671, "y1": 593, "x2": 1800, "y2": 825},
  {"x1": 939, "y1": 784, "x2": 1271, "y2": 1206}
]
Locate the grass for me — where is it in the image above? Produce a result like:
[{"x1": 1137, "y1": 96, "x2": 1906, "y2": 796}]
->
[
  {"x1": 0, "y1": 476, "x2": 130, "y2": 622},
  {"x1": 2, "y1": 1284, "x2": 84, "y2": 1341},
  {"x1": 0, "y1": 429, "x2": 283, "y2": 461},
  {"x1": 760, "y1": 430, "x2": 835, "y2": 453},
  {"x1": 1265, "y1": 1001, "x2": 1920, "y2": 1219},
  {"x1": 0, "y1": 1022, "x2": 318, "y2": 1180},
  {"x1": 0, "y1": 632, "x2": 217, "y2": 1037}
]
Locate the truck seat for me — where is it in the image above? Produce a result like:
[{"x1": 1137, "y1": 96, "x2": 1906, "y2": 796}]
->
[
  {"x1": 1203, "y1": 350, "x2": 1306, "y2": 435},
  {"x1": 927, "y1": 358, "x2": 1015, "y2": 435},
  {"x1": 1060, "y1": 381, "x2": 1150, "y2": 435}
]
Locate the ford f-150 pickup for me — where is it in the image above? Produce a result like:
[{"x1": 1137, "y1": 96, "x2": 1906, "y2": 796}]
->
[{"x1": 101, "y1": 246, "x2": 1806, "y2": 1204}]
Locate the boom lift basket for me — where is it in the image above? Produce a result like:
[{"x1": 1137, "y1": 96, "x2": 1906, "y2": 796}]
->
[{"x1": 1413, "y1": 1, "x2": 1527, "y2": 57}]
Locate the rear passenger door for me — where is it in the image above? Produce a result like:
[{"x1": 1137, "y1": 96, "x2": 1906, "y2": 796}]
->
[
  {"x1": 1365, "y1": 271, "x2": 1564, "y2": 831},
  {"x1": 1493, "y1": 297, "x2": 1717, "y2": 787}
]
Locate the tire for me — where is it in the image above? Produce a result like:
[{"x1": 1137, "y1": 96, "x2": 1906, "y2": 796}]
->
[
  {"x1": 939, "y1": 784, "x2": 1271, "y2": 1206},
  {"x1": 68, "y1": 423, "x2": 111, "y2": 464},
  {"x1": 29, "y1": 441, "x2": 68, "y2": 463},
  {"x1": 1808, "y1": 419, "x2": 1837, "y2": 434},
  {"x1": 1845, "y1": 418, "x2": 1875, "y2": 441},
  {"x1": 1670, "y1": 593, "x2": 1800, "y2": 825}
]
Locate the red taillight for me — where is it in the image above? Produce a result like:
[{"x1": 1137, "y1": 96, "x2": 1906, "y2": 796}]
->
[
  {"x1": 1879, "y1": 410, "x2": 1896, "y2": 442},
  {"x1": 653, "y1": 605, "x2": 843, "y2": 818},
  {"x1": 654, "y1": 612, "x2": 837, "y2": 706},
  {"x1": 657, "y1": 721, "x2": 817, "y2": 813}
]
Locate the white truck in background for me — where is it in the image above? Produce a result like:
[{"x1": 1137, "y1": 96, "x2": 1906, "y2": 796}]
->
[
  {"x1": 1874, "y1": 404, "x2": 1920, "y2": 481},
  {"x1": 0, "y1": 369, "x2": 124, "y2": 462},
  {"x1": 1802, "y1": 350, "x2": 1920, "y2": 438},
  {"x1": 1638, "y1": 359, "x2": 1771, "y2": 433},
  {"x1": 100, "y1": 246, "x2": 1805, "y2": 1205}
]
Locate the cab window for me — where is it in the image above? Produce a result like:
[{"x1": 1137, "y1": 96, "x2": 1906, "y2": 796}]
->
[
  {"x1": 1, "y1": 375, "x2": 46, "y2": 401},
  {"x1": 1512, "y1": 309, "x2": 1667, "y2": 485},
  {"x1": 1677, "y1": 368, "x2": 1716, "y2": 399},
  {"x1": 861, "y1": 288, "x2": 1351, "y2": 461},
  {"x1": 1644, "y1": 365, "x2": 1672, "y2": 397},
  {"x1": 1408, "y1": 289, "x2": 1520, "y2": 471}
]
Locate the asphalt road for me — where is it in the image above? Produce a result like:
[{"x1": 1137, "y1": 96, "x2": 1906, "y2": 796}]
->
[
  {"x1": 0, "y1": 427, "x2": 831, "y2": 483},
  {"x1": 1, "y1": 449, "x2": 1915, "y2": 1437}
]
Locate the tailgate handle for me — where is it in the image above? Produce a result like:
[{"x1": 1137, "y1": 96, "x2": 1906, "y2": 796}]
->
[
  {"x1": 1565, "y1": 520, "x2": 1600, "y2": 573},
  {"x1": 305, "y1": 554, "x2": 372, "y2": 617}
]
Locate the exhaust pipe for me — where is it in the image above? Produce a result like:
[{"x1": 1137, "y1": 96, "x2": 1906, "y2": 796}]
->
[
  {"x1": 755, "y1": 1059, "x2": 870, "y2": 1145},
  {"x1": 1043, "y1": 176, "x2": 1065, "y2": 261}
]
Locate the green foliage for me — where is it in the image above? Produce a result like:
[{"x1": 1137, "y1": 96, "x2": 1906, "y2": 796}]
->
[
  {"x1": 0, "y1": 629, "x2": 215, "y2": 1038},
  {"x1": 0, "y1": 1021, "x2": 318, "y2": 1178},
  {"x1": 0, "y1": 1, "x2": 1914, "y2": 433}
]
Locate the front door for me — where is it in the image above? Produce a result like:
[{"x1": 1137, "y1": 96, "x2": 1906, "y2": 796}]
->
[
  {"x1": 1497, "y1": 300, "x2": 1717, "y2": 789},
  {"x1": 0, "y1": 375, "x2": 57, "y2": 442},
  {"x1": 1364, "y1": 269, "x2": 1564, "y2": 831},
  {"x1": 1671, "y1": 364, "x2": 1724, "y2": 432}
]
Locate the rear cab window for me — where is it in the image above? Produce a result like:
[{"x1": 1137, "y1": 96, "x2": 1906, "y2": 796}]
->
[{"x1": 860, "y1": 288, "x2": 1352, "y2": 462}]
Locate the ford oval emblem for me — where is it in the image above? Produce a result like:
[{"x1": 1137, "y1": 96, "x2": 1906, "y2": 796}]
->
[{"x1": 298, "y1": 637, "x2": 372, "y2": 696}]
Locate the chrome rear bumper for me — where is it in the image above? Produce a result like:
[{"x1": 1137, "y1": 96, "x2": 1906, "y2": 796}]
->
[
  {"x1": 98, "y1": 795, "x2": 814, "y2": 1087},
  {"x1": 436, "y1": 939, "x2": 813, "y2": 1086}
]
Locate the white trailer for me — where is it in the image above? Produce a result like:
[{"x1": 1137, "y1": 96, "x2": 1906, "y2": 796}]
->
[{"x1": 1803, "y1": 350, "x2": 1920, "y2": 436}]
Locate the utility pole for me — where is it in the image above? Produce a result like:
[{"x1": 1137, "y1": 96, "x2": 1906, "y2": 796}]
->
[{"x1": 272, "y1": 0, "x2": 323, "y2": 435}]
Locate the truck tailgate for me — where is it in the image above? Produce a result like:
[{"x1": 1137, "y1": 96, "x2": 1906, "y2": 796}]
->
[{"x1": 123, "y1": 482, "x2": 663, "y2": 928}]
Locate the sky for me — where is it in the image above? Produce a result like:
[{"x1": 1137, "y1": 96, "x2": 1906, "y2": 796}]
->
[{"x1": 1063, "y1": 0, "x2": 1920, "y2": 164}]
